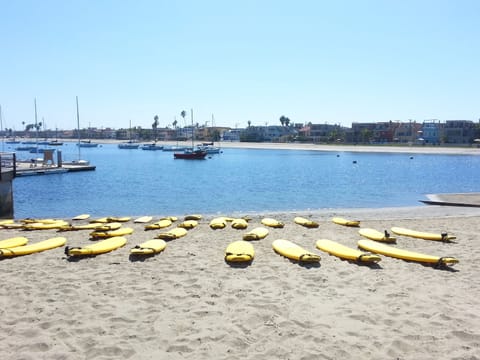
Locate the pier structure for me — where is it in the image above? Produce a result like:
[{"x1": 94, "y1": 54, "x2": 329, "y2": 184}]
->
[{"x1": 0, "y1": 151, "x2": 95, "y2": 218}]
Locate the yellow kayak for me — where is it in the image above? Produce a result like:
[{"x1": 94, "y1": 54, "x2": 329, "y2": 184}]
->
[
  {"x1": 294, "y1": 217, "x2": 319, "y2": 228},
  {"x1": 131, "y1": 239, "x2": 167, "y2": 255},
  {"x1": 0, "y1": 237, "x2": 66, "y2": 257},
  {"x1": 66, "y1": 236, "x2": 127, "y2": 256},
  {"x1": 184, "y1": 214, "x2": 202, "y2": 221},
  {"x1": 23, "y1": 220, "x2": 69, "y2": 230},
  {"x1": 391, "y1": 227, "x2": 456, "y2": 241},
  {"x1": 272, "y1": 239, "x2": 320, "y2": 262},
  {"x1": 156, "y1": 227, "x2": 188, "y2": 240},
  {"x1": 332, "y1": 217, "x2": 360, "y2": 227},
  {"x1": 358, "y1": 239, "x2": 458, "y2": 266},
  {"x1": 261, "y1": 218, "x2": 285, "y2": 228},
  {"x1": 225, "y1": 241, "x2": 254, "y2": 262},
  {"x1": 145, "y1": 219, "x2": 172, "y2": 230},
  {"x1": 358, "y1": 228, "x2": 397, "y2": 243},
  {"x1": 0, "y1": 237, "x2": 29, "y2": 248},
  {"x1": 243, "y1": 227, "x2": 269, "y2": 241},
  {"x1": 231, "y1": 218, "x2": 248, "y2": 229},
  {"x1": 89, "y1": 227, "x2": 134, "y2": 239},
  {"x1": 316, "y1": 239, "x2": 381, "y2": 263},
  {"x1": 177, "y1": 220, "x2": 198, "y2": 229},
  {"x1": 210, "y1": 217, "x2": 227, "y2": 229}
]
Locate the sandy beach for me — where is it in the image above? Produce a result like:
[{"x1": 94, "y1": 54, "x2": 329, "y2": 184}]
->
[
  {"x1": 99, "y1": 138, "x2": 480, "y2": 155},
  {"x1": 1, "y1": 205, "x2": 480, "y2": 360}
]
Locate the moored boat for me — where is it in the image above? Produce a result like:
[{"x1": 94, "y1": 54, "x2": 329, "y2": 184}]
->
[
  {"x1": 141, "y1": 143, "x2": 163, "y2": 150},
  {"x1": 173, "y1": 148, "x2": 207, "y2": 160}
]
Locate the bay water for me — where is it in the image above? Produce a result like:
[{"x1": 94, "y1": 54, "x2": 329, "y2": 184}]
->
[{"x1": 10, "y1": 143, "x2": 480, "y2": 218}]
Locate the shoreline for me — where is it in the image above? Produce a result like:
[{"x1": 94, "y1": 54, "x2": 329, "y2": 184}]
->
[{"x1": 59, "y1": 138, "x2": 480, "y2": 155}]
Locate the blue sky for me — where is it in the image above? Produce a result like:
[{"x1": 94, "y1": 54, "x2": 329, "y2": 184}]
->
[{"x1": 1, "y1": 0, "x2": 479, "y2": 131}]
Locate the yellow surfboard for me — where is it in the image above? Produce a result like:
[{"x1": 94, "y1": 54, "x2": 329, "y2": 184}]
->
[
  {"x1": 66, "y1": 236, "x2": 127, "y2": 256},
  {"x1": 160, "y1": 216, "x2": 178, "y2": 222},
  {"x1": 272, "y1": 239, "x2": 320, "y2": 262},
  {"x1": 156, "y1": 227, "x2": 188, "y2": 240},
  {"x1": 225, "y1": 241, "x2": 254, "y2": 262},
  {"x1": 261, "y1": 218, "x2": 285, "y2": 228},
  {"x1": 59, "y1": 222, "x2": 121, "y2": 231},
  {"x1": 332, "y1": 217, "x2": 360, "y2": 227},
  {"x1": 145, "y1": 219, "x2": 172, "y2": 230},
  {"x1": 358, "y1": 228, "x2": 397, "y2": 243},
  {"x1": 107, "y1": 216, "x2": 131, "y2": 223},
  {"x1": 134, "y1": 216, "x2": 153, "y2": 223},
  {"x1": 316, "y1": 239, "x2": 381, "y2": 263},
  {"x1": 0, "y1": 237, "x2": 66, "y2": 257},
  {"x1": 21, "y1": 218, "x2": 60, "y2": 224},
  {"x1": 358, "y1": 239, "x2": 458, "y2": 266},
  {"x1": 231, "y1": 218, "x2": 248, "y2": 229},
  {"x1": 210, "y1": 217, "x2": 227, "y2": 229},
  {"x1": 0, "y1": 237, "x2": 29, "y2": 248},
  {"x1": 23, "y1": 220, "x2": 69, "y2": 230},
  {"x1": 391, "y1": 227, "x2": 456, "y2": 241},
  {"x1": 294, "y1": 217, "x2": 319, "y2": 228},
  {"x1": 89, "y1": 227, "x2": 134, "y2": 239},
  {"x1": 130, "y1": 239, "x2": 166, "y2": 255},
  {"x1": 177, "y1": 220, "x2": 198, "y2": 229},
  {"x1": 0, "y1": 222, "x2": 25, "y2": 229},
  {"x1": 0, "y1": 219, "x2": 14, "y2": 226},
  {"x1": 243, "y1": 227, "x2": 269, "y2": 241}
]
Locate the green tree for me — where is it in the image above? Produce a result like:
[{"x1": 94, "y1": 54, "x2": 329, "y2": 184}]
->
[
  {"x1": 180, "y1": 110, "x2": 187, "y2": 127},
  {"x1": 152, "y1": 115, "x2": 159, "y2": 141}
]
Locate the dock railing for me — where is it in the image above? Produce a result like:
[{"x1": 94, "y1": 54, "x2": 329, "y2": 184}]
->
[{"x1": 0, "y1": 152, "x2": 16, "y2": 180}]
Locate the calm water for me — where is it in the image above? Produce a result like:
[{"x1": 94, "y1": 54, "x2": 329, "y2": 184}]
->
[{"x1": 9, "y1": 143, "x2": 480, "y2": 218}]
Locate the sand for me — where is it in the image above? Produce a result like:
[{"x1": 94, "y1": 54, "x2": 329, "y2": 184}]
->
[
  {"x1": 1, "y1": 205, "x2": 480, "y2": 359},
  {"x1": 96, "y1": 138, "x2": 480, "y2": 155}
]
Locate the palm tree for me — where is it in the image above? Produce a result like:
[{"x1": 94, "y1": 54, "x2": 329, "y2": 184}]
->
[
  {"x1": 180, "y1": 110, "x2": 187, "y2": 127},
  {"x1": 280, "y1": 116, "x2": 286, "y2": 126},
  {"x1": 247, "y1": 120, "x2": 251, "y2": 127},
  {"x1": 152, "y1": 115, "x2": 159, "y2": 141}
]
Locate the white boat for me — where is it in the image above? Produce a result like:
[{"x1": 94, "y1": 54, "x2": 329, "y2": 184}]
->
[
  {"x1": 197, "y1": 143, "x2": 222, "y2": 154},
  {"x1": 119, "y1": 142, "x2": 140, "y2": 149},
  {"x1": 65, "y1": 96, "x2": 93, "y2": 165},
  {"x1": 118, "y1": 120, "x2": 139, "y2": 149},
  {"x1": 162, "y1": 145, "x2": 187, "y2": 151},
  {"x1": 77, "y1": 140, "x2": 99, "y2": 148},
  {"x1": 141, "y1": 143, "x2": 163, "y2": 150}
]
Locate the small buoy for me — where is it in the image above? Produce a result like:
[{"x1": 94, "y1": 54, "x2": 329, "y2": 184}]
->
[
  {"x1": 353, "y1": 160, "x2": 357, "y2": 164},
  {"x1": 336, "y1": 154, "x2": 340, "y2": 157},
  {"x1": 410, "y1": 156, "x2": 414, "y2": 159}
]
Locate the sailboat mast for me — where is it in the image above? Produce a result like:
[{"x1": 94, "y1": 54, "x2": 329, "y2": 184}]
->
[
  {"x1": 0, "y1": 105, "x2": 3, "y2": 152},
  {"x1": 34, "y1": 98, "x2": 39, "y2": 153},
  {"x1": 76, "y1": 96, "x2": 81, "y2": 160},
  {"x1": 191, "y1": 108, "x2": 194, "y2": 148}
]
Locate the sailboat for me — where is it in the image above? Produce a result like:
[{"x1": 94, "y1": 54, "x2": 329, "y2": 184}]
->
[
  {"x1": 196, "y1": 114, "x2": 222, "y2": 154},
  {"x1": 65, "y1": 97, "x2": 90, "y2": 165},
  {"x1": 77, "y1": 117, "x2": 99, "y2": 147},
  {"x1": 173, "y1": 109, "x2": 207, "y2": 160},
  {"x1": 118, "y1": 120, "x2": 139, "y2": 149}
]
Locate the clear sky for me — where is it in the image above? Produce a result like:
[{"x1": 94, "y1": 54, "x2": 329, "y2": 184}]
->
[{"x1": 1, "y1": 0, "x2": 479, "y2": 131}]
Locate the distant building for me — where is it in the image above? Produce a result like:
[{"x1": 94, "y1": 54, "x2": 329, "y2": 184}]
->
[
  {"x1": 421, "y1": 120, "x2": 440, "y2": 144},
  {"x1": 442, "y1": 120, "x2": 475, "y2": 144},
  {"x1": 222, "y1": 129, "x2": 242, "y2": 142}
]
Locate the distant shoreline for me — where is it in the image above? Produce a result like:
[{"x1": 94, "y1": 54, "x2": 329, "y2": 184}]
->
[{"x1": 75, "y1": 139, "x2": 480, "y2": 155}]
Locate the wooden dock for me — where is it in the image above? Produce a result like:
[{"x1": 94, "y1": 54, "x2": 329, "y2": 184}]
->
[{"x1": 14, "y1": 161, "x2": 96, "y2": 176}]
